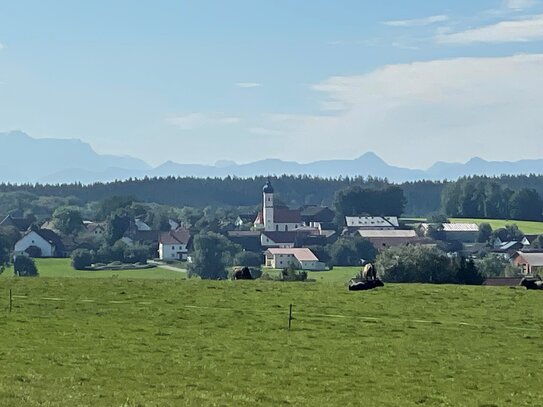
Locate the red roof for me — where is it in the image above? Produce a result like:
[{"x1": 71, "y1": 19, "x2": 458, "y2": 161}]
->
[
  {"x1": 274, "y1": 208, "x2": 302, "y2": 223},
  {"x1": 159, "y1": 229, "x2": 191, "y2": 245}
]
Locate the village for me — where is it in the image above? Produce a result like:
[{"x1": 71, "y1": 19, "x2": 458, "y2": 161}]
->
[{"x1": 2, "y1": 179, "x2": 542, "y2": 280}]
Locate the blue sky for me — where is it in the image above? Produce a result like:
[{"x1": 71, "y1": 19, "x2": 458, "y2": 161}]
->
[{"x1": 1, "y1": 0, "x2": 543, "y2": 168}]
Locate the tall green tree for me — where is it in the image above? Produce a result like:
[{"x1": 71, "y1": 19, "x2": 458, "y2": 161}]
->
[
  {"x1": 187, "y1": 232, "x2": 241, "y2": 280},
  {"x1": 509, "y1": 189, "x2": 543, "y2": 221},
  {"x1": 52, "y1": 206, "x2": 83, "y2": 235}
]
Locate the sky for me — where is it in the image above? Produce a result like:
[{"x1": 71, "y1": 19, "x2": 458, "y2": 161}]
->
[{"x1": 1, "y1": 0, "x2": 543, "y2": 169}]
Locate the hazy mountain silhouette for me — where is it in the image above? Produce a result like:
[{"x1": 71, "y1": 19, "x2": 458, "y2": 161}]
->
[{"x1": 2, "y1": 131, "x2": 543, "y2": 184}]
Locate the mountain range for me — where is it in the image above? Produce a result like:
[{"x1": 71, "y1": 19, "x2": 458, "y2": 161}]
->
[{"x1": 1, "y1": 131, "x2": 542, "y2": 184}]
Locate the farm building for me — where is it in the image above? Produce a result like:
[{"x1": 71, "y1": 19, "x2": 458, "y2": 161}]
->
[
  {"x1": 14, "y1": 227, "x2": 66, "y2": 257},
  {"x1": 357, "y1": 229, "x2": 419, "y2": 248},
  {"x1": 158, "y1": 229, "x2": 191, "y2": 260},
  {"x1": 265, "y1": 248, "x2": 326, "y2": 271},
  {"x1": 442, "y1": 223, "x2": 479, "y2": 242},
  {"x1": 511, "y1": 251, "x2": 543, "y2": 275},
  {"x1": 345, "y1": 216, "x2": 399, "y2": 230}
]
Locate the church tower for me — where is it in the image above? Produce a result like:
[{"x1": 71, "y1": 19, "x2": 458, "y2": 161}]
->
[{"x1": 262, "y1": 179, "x2": 274, "y2": 231}]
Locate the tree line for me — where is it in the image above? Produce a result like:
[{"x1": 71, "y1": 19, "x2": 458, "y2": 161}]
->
[{"x1": 1, "y1": 174, "x2": 543, "y2": 218}]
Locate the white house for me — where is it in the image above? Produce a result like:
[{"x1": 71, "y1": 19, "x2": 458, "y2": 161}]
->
[
  {"x1": 14, "y1": 228, "x2": 65, "y2": 258},
  {"x1": 158, "y1": 229, "x2": 191, "y2": 261},
  {"x1": 265, "y1": 248, "x2": 326, "y2": 271}
]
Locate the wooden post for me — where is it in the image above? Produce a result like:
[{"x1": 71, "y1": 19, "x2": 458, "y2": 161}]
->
[
  {"x1": 9, "y1": 289, "x2": 12, "y2": 313},
  {"x1": 288, "y1": 304, "x2": 293, "y2": 330}
]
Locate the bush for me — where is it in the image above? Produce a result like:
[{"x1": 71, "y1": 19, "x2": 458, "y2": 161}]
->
[
  {"x1": 71, "y1": 249, "x2": 94, "y2": 270},
  {"x1": 456, "y1": 258, "x2": 485, "y2": 285},
  {"x1": 280, "y1": 266, "x2": 308, "y2": 282},
  {"x1": 123, "y1": 245, "x2": 149, "y2": 264},
  {"x1": 13, "y1": 256, "x2": 39, "y2": 277},
  {"x1": 233, "y1": 251, "x2": 263, "y2": 267},
  {"x1": 476, "y1": 253, "x2": 509, "y2": 277},
  {"x1": 376, "y1": 246, "x2": 457, "y2": 284}
]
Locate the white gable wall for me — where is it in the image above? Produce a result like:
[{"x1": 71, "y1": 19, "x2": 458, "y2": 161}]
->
[
  {"x1": 159, "y1": 243, "x2": 188, "y2": 260},
  {"x1": 14, "y1": 231, "x2": 55, "y2": 257}
]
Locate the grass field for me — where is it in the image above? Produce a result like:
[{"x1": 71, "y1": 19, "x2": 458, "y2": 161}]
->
[
  {"x1": 1, "y1": 276, "x2": 542, "y2": 406},
  {"x1": 450, "y1": 218, "x2": 543, "y2": 234},
  {"x1": 0, "y1": 258, "x2": 187, "y2": 280},
  {"x1": 402, "y1": 217, "x2": 543, "y2": 234}
]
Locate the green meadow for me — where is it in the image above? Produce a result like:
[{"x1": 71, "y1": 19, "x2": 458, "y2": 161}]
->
[
  {"x1": 402, "y1": 217, "x2": 543, "y2": 234},
  {"x1": 0, "y1": 271, "x2": 542, "y2": 406},
  {"x1": 1, "y1": 258, "x2": 186, "y2": 280},
  {"x1": 450, "y1": 218, "x2": 543, "y2": 234}
]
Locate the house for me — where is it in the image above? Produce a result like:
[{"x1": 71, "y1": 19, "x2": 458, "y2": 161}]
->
[
  {"x1": 300, "y1": 206, "x2": 335, "y2": 225},
  {"x1": 521, "y1": 235, "x2": 540, "y2": 247},
  {"x1": 492, "y1": 241, "x2": 524, "y2": 255},
  {"x1": 265, "y1": 248, "x2": 326, "y2": 271},
  {"x1": 227, "y1": 231, "x2": 262, "y2": 252},
  {"x1": 357, "y1": 229, "x2": 420, "y2": 249},
  {"x1": 122, "y1": 230, "x2": 160, "y2": 246},
  {"x1": 261, "y1": 231, "x2": 298, "y2": 248},
  {"x1": 235, "y1": 214, "x2": 256, "y2": 227},
  {"x1": 14, "y1": 227, "x2": 66, "y2": 257},
  {"x1": 345, "y1": 216, "x2": 399, "y2": 230},
  {"x1": 511, "y1": 251, "x2": 543, "y2": 275},
  {"x1": 135, "y1": 219, "x2": 151, "y2": 231},
  {"x1": 441, "y1": 223, "x2": 479, "y2": 242},
  {"x1": 254, "y1": 180, "x2": 304, "y2": 232},
  {"x1": 84, "y1": 221, "x2": 106, "y2": 237},
  {"x1": 158, "y1": 229, "x2": 191, "y2": 260},
  {"x1": 0, "y1": 214, "x2": 32, "y2": 233}
]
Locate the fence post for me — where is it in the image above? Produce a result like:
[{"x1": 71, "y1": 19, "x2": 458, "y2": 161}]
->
[
  {"x1": 288, "y1": 304, "x2": 293, "y2": 330},
  {"x1": 9, "y1": 289, "x2": 12, "y2": 313}
]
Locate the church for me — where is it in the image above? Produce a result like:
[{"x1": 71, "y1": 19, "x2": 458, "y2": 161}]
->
[{"x1": 253, "y1": 180, "x2": 305, "y2": 232}]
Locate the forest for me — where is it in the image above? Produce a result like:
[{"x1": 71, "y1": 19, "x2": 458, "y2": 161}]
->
[{"x1": 0, "y1": 174, "x2": 543, "y2": 220}]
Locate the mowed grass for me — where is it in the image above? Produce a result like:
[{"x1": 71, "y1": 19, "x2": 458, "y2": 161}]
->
[
  {"x1": 450, "y1": 218, "x2": 543, "y2": 234},
  {"x1": 0, "y1": 278, "x2": 542, "y2": 406},
  {"x1": 0, "y1": 258, "x2": 186, "y2": 280}
]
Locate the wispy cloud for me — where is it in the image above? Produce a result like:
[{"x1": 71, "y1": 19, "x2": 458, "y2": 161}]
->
[
  {"x1": 505, "y1": 0, "x2": 538, "y2": 10},
  {"x1": 236, "y1": 82, "x2": 261, "y2": 88},
  {"x1": 383, "y1": 15, "x2": 449, "y2": 27},
  {"x1": 248, "y1": 127, "x2": 287, "y2": 136},
  {"x1": 436, "y1": 14, "x2": 543, "y2": 43},
  {"x1": 0, "y1": 43, "x2": 4, "y2": 50},
  {"x1": 260, "y1": 54, "x2": 543, "y2": 167},
  {"x1": 168, "y1": 113, "x2": 240, "y2": 130}
]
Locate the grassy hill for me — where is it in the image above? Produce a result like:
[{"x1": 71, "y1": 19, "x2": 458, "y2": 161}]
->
[
  {"x1": 450, "y1": 218, "x2": 543, "y2": 234},
  {"x1": 0, "y1": 276, "x2": 542, "y2": 406}
]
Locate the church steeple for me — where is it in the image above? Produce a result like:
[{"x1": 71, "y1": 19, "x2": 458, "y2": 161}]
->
[{"x1": 263, "y1": 179, "x2": 274, "y2": 231}]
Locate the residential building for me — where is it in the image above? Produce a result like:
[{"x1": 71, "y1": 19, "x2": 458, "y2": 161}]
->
[
  {"x1": 265, "y1": 248, "x2": 326, "y2": 271},
  {"x1": 14, "y1": 227, "x2": 66, "y2": 257},
  {"x1": 158, "y1": 229, "x2": 191, "y2": 260},
  {"x1": 512, "y1": 251, "x2": 543, "y2": 275}
]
